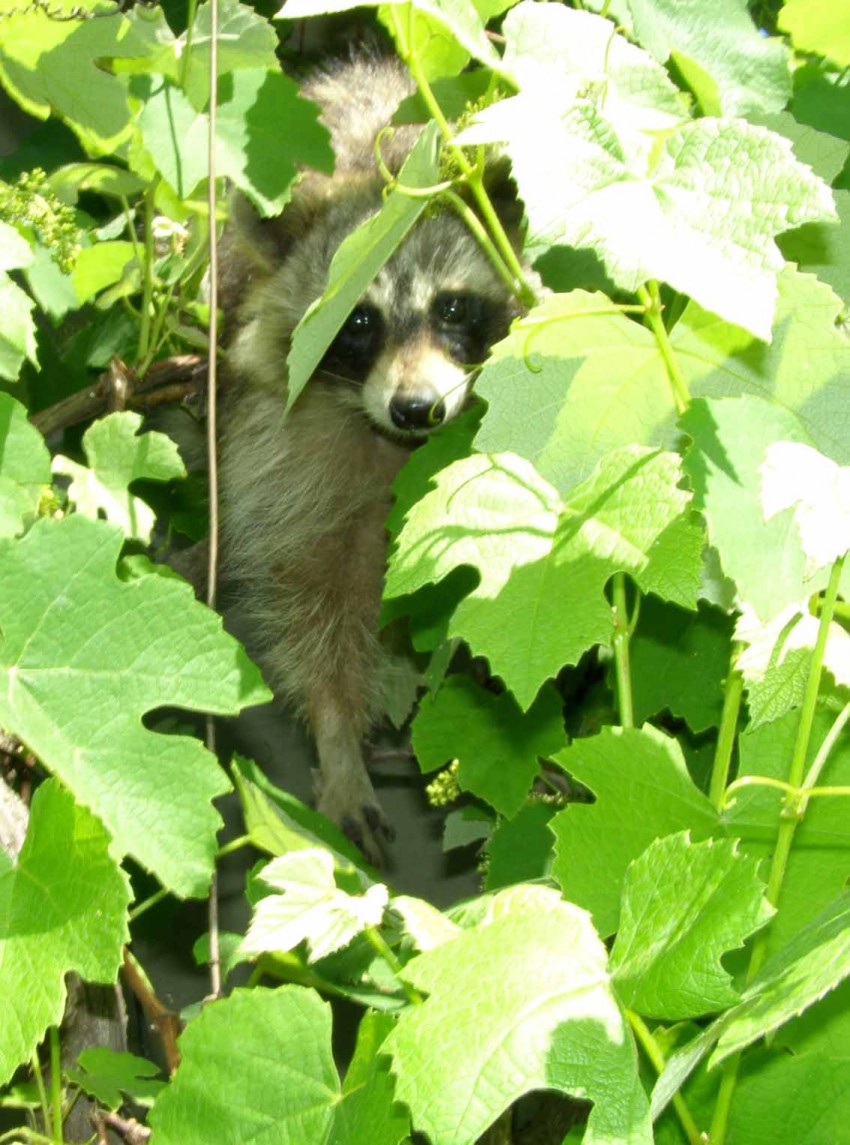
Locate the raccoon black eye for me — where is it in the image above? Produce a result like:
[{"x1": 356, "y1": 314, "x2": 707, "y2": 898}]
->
[
  {"x1": 345, "y1": 305, "x2": 376, "y2": 333},
  {"x1": 334, "y1": 303, "x2": 384, "y2": 354},
  {"x1": 436, "y1": 295, "x2": 468, "y2": 326}
]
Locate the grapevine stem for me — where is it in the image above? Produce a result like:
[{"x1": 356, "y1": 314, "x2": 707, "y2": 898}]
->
[
  {"x1": 709, "y1": 659, "x2": 744, "y2": 810},
  {"x1": 136, "y1": 181, "x2": 158, "y2": 364},
  {"x1": 128, "y1": 885, "x2": 169, "y2": 923},
  {"x1": 442, "y1": 189, "x2": 521, "y2": 298},
  {"x1": 180, "y1": 0, "x2": 199, "y2": 90},
  {"x1": 612, "y1": 573, "x2": 634, "y2": 729},
  {"x1": 364, "y1": 926, "x2": 423, "y2": 1006},
  {"x1": 798, "y1": 698, "x2": 850, "y2": 809},
  {"x1": 390, "y1": 7, "x2": 537, "y2": 307},
  {"x1": 216, "y1": 833, "x2": 253, "y2": 859},
  {"x1": 627, "y1": 1011, "x2": 704, "y2": 1145},
  {"x1": 31, "y1": 1051, "x2": 49, "y2": 1141},
  {"x1": 637, "y1": 282, "x2": 690, "y2": 414},
  {"x1": 204, "y1": 0, "x2": 222, "y2": 1003},
  {"x1": 710, "y1": 553, "x2": 846, "y2": 1145},
  {"x1": 722, "y1": 773, "x2": 850, "y2": 809},
  {"x1": 49, "y1": 1027, "x2": 62, "y2": 1145}
]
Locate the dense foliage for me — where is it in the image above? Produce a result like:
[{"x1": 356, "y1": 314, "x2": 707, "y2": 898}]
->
[{"x1": 1, "y1": 0, "x2": 849, "y2": 1142}]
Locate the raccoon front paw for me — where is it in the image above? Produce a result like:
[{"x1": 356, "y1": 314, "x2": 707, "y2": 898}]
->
[{"x1": 316, "y1": 777, "x2": 395, "y2": 866}]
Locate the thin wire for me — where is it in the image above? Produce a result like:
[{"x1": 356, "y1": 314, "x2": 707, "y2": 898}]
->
[{"x1": 204, "y1": 0, "x2": 222, "y2": 1001}]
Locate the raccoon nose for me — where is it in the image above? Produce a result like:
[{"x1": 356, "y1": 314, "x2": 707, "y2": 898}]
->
[{"x1": 389, "y1": 393, "x2": 446, "y2": 431}]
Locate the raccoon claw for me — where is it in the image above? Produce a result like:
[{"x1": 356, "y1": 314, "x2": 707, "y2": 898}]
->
[
  {"x1": 339, "y1": 803, "x2": 394, "y2": 865},
  {"x1": 364, "y1": 803, "x2": 395, "y2": 843},
  {"x1": 316, "y1": 779, "x2": 394, "y2": 865}
]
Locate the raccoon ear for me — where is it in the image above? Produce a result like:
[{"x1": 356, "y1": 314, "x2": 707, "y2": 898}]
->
[
  {"x1": 226, "y1": 190, "x2": 324, "y2": 271},
  {"x1": 481, "y1": 156, "x2": 525, "y2": 243}
]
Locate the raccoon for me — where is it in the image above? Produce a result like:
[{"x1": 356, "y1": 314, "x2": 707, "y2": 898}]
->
[{"x1": 218, "y1": 53, "x2": 526, "y2": 862}]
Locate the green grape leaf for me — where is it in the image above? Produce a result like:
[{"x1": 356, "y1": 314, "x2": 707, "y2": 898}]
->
[
  {"x1": 149, "y1": 988, "x2": 407, "y2": 1144},
  {"x1": 475, "y1": 292, "x2": 682, "y2": 496},
  {"x1": 385, "y1": 884, "x2": 652, "y2": 1145},
  {"x1": 550, "y1": 725, "x2": 717, "y2": 937},
  {"x1": 279, "y1": 0, "x2": 501, "y2": 73},
  {"x1": 682, "y1": 396, "x2": 814, "y2": 622},
  {"x1": 0, "y1": 220, "x2": 33, "y2": 273},
  {"x1": 629, "y1": 599, "x2": 734, "y2": 734},
  {"x1": 726, "y1": 709, "x2": 850, "y2": 960},
  {"x1": 241, "y1": 849, "x2": 389, "y2": 961},
  {"x1": 379, "y1": 5, "x2": 470, "y2": 80},
  {"x1": 0, "y1": 2, "x2": 159, "y2": 153},
  {"x1": 53, "y1": 411, "x2": 185, "y2": 543},
  {"x1": 712, "y1": 891, "x2": 850, "y2": 1067},
  {"x1": 735, "y1": 605, "x2": 850, "y2": 727},
  {"x1": 637, "y1": 510, "x2": 706, "y2": 610},
  {"x1": 65, "y1": 1048, "x2": 165, "y2": 1109},
  {"x1": 411, "y1": 676, "x2": 565, "y2": 817},
  {"x1": 484, "y1": 799, "x2": 557, "y2": 891},
  {"x1": 628, "y1": 0, "x2": 791, "y2": 116},
  {"x1": 332, "y1": 1011, "x2": 410, "y2": 1145},
  {"x1": 392, "y1": 895, "x2": 461, "y2": 952},
  {"x1": 463, "y1": 95, "x2": 834, "y2": 339},
  {"x1": 23, "y1": 245, "x2": 79, "y2": 322},
  {"x1": 232, "y1": 755, "x2": 374, "y2": 871},
  {"x1": 441, "y1": 805, "x2": 492, "y2": 852},
  {"x1": 388, "y1": 446, "x2": 691, "y2": 707},
  {"x1": 750, "y1": 109, "x2": 850, "y2": 185},
  {"x1": 70, "y1": 242, "x2": 137, "y2": 305},
  {"x1": 474, "y1": 293, "x2": 668, "y2": 497},
  {"x1": 778, "y1": 975, "x2": 850, "y2": 1058},
  {"x1": 760, "y1": 441, "x2": 850, "y2": 576},
  {"x1": 0, "y1": 274, "x2": 37, "y2": 381},
  {"x1": 0, "y1": 516, "x2": 270, "y2": 896},
  {"x1": 149, "y1": 988, "x2": 338, "y2": 1144},
  {"x1": 387, "y1": 406, "x2": 480, "y2": 542},
  {"x1": 779, "y1": 0, "x2": 850, "y2": 68},
  {"x1": 499, "y1": 4, "x2": 687, "y2": 130},
  {"x1": 676, "y1": 269, "x2": 850, "y2": 465},
  {"x1": 720, "y1": 1049, "x2": 850, "y2": 1145},
  {"x1": 136, "y1": 69, "x2": 332, "y2": 215},
  {"x1": 477, "y1": 268, "x2": 850, "y2": 511},
  {"x1": 114, "y1": 0, "x2": 282, "y2": 110},
  {"x1": 781, "y1": 188, "x2": 850, "y2": 304},
  {"x1": 610, "y1": 833, "x2": 772, "y2": 1020},
  {"x1": 386, "y1": 450, "x2": 563, "y2": 704},
  {"x1": 286, "y1": 122, "x2": 441, "y2": 410},
  {"x1": 653, "y1": 892, "x2": 850, "y2": 1116},
  {"x1": 48, "y1": 162, "x2": 148, "y2": 205},
  {"x1": 0, "y1": 780, "x2": 131, "y2": 1084},
  {"x1": 0, "y1": 393, "x2": 50, "y2": 538}
]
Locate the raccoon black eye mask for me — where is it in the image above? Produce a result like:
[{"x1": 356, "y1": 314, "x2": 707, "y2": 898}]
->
[{"x1": 217, "y1": 52, "x2": 528, "y2": 863}]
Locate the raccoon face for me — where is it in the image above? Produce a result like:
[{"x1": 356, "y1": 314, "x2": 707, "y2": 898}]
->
[{"x1": 317, "y1": 213, "x2": 517, "y2": 438}]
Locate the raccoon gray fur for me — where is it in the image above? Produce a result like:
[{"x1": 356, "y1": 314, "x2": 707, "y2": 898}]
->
[{"x1": 218, "y1": 52, "x2": 525, "y2": 862}]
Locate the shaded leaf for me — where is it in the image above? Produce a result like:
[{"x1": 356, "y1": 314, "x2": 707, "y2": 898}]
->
[
  {"x1": 550, "y1": 725, "x2": 717, "y2": 937},
  {"x1": 65, "y1": 1048, "x2": 165, "y2": 1109},
  {"x1": 411, "y1": 676, "x2": 565, "y2": 816}
]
